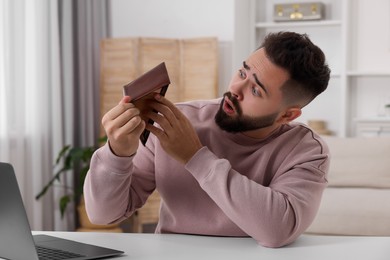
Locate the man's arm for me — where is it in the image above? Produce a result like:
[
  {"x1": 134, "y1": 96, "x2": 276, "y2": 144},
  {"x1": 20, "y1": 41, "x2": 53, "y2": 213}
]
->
[
  {"x1": 185, "y1": 146, "x2": 328, "y2": 247},
  {"x1": 84, "y1": 141, "x2": 157, "y2": 225},
  {"x1": 84, "y1": 96, "x2": 153, "y2": 224}
]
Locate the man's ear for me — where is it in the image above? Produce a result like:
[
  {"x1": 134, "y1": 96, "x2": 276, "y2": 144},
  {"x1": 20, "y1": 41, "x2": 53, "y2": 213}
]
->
[{"x1": 277, "y1": 107, "x2": 302, "y2": 124}]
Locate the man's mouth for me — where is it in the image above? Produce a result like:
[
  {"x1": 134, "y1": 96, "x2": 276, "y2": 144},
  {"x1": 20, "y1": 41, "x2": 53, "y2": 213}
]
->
[{"x1": 223, "y1": 96, "x2": 236, "y2": 115}]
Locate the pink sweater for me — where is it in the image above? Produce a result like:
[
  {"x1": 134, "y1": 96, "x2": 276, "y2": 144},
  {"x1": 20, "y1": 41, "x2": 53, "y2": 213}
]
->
[{"x1": 84, "y1": 98, "x2": 329, "y2": 248}]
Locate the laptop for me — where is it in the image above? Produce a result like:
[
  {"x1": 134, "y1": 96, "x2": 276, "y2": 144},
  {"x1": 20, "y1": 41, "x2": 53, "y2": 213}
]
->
[{"x1": 0, "y1": 162, "x2": 124, "y2": 260}]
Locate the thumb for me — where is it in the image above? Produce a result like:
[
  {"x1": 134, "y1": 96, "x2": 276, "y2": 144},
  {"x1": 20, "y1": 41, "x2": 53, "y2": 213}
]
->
[{"x1": 120, "y1": 96, "x2": 131, "y2": 104}]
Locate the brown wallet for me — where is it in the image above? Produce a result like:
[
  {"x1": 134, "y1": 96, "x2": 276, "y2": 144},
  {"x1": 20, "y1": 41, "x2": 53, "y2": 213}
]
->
[{"x1": 122, "y1": 62, "x2": 171, "y2": 145}]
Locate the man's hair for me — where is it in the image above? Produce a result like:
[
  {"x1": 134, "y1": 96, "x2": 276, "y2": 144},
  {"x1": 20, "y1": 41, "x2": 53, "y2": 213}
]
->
[{"x1": 260, "y1": 31, "x2": 331, "y2": 107}]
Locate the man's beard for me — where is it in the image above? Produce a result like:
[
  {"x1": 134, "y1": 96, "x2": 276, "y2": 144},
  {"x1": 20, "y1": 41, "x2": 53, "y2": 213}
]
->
[{"x1": 214, "y1": 92, "x2": 279, "y2": 133}]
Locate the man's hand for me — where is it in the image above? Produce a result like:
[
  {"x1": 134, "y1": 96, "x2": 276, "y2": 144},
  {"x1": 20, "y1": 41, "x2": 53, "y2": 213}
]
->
[
  {"x1": 102, "y1": 96, "x2": 145, "y2": 157},
  {"x1": 145, "y1": 94, "x2": 203, "y2": 164}
]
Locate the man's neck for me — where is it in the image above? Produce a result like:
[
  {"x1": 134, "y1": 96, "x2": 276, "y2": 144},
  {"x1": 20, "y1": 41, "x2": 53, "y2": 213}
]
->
[{"x1": 242, "y1": 124, "x2": 283, "y2": 139}]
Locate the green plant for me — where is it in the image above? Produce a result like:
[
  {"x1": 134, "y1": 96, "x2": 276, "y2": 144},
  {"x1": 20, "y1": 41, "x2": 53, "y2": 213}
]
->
[{"x1": 35, "y1": 136, "x2": 107, "y2": 218}]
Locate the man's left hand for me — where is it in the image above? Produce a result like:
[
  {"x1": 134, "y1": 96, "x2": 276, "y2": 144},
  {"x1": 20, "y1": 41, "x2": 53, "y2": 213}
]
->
[{"x1": 145, "y1": 94, "x2": 203, "y2": 164}]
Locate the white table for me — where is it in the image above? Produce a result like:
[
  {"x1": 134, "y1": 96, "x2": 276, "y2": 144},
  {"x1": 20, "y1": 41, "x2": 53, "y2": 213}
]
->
[{"x1": 23, "y1": 232, "x2": 390, "y2": 259}]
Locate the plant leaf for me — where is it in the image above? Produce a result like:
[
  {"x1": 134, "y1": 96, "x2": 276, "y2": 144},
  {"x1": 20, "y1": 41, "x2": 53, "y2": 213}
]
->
[
  {"x1": 59, "y1": 195, "x2": 71, "y2": 218},
  {"x1": 35, "y1": 167, "x2": 67, "y2": 200},
  {"x1": 36, "y1": 136, "x2": 107, "y2": 216},
  {"x1": 98, "y1": 135, "x2": 108, "y2": 144},
  {"x1": 55, "y1": 145, "x2": 71, "y2": 165}
]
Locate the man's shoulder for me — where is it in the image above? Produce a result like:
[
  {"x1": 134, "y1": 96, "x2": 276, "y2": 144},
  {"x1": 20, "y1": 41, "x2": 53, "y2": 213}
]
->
[
  {"x1": 175, "y1": 98, "x2": 221, "y2": 118},
  {"x1": 283, "y1": 122, "x2": 329, "y2": 153},
  {"x1": 175, "y1": 98, "x2": 221, "y2": 109}
]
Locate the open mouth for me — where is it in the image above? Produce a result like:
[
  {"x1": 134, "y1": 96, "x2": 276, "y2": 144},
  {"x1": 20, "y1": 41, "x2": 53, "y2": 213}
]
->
[{"x1": 223, "y1": 96, "x2": 236, "y2": 115}]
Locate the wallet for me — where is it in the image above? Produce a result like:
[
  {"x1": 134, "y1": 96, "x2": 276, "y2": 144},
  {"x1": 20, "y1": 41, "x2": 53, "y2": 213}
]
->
[{"x1": 122, "y1": 62, "x2": 171, "y2": 145}]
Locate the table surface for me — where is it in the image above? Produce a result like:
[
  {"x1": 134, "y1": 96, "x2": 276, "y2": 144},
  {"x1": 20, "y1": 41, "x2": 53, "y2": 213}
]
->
[{"x1": 16, "y1": 232, "x2": 390, "y2": 260}]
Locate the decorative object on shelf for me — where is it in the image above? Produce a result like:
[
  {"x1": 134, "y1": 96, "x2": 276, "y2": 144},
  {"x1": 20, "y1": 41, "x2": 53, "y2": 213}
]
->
[
  {"x1": 273, "y1": 2, "x2": 324, "y2": 22},
  {"x1": 308, "y1": 120, "x2": 332, "y2": 135}
]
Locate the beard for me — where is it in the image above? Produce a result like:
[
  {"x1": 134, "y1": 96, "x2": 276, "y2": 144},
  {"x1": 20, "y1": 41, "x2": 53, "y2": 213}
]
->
[{"x1": 214, "y1": 92, "x2": 279, "y2": 133}]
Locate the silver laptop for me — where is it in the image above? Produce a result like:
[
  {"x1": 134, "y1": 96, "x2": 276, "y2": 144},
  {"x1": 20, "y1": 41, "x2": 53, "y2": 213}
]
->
[{"x1": 0, "y1": 162, "x2": 124, "y2": 260}]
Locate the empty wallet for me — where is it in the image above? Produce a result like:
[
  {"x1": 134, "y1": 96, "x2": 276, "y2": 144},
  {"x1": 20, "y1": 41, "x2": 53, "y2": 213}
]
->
[{"x1": 122, "y1": 62, "x2": 171, "y2": 145}]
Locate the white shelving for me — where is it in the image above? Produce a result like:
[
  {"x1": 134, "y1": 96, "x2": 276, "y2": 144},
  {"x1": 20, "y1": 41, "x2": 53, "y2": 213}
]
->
[
  {"x1": 347, "y1": 71, "x2": 390, "y2": 77},
  {"x1": 255, "y1": 20, "x2": 342, "y2": 28},
  {"x1": 354, "y1": 118, "x2": 390, "y2": 137},
  {"x1": 234, "y1": 0, "x2": 390, "y2": 137}
]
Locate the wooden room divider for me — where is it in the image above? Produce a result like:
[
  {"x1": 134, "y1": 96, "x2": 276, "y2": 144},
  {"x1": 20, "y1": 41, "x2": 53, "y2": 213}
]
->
[{"x1": 99, "y1": 37, "x2": 219, "y2": 232}]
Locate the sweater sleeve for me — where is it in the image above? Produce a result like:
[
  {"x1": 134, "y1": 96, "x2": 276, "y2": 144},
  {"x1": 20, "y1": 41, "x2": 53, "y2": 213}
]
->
[
  {"x1": 185, "y1": 145, "x2": 329, "y2": 248},
  {"x1": 83, "y1": 142, "x2": 156, "y2": 225}
]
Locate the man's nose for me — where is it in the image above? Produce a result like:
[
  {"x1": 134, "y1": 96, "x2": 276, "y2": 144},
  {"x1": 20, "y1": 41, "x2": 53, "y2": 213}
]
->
[{"x1": 230, "y1": 79, "x2": 249, "y2": 100}]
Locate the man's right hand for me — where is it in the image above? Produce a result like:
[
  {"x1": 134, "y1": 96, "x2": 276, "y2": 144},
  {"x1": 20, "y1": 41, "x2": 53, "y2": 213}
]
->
[{"x1": 102, "y1": 96, "x2": 145, "y2": 157}]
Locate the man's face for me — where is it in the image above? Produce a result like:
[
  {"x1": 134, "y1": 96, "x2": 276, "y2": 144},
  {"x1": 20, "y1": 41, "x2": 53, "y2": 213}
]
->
[
  {"x1": 215, "y1": 48, "x2": 290, "y2": 134},
  {"x1": 215, "y1": 92, "x2": 280, "y2": 132}
]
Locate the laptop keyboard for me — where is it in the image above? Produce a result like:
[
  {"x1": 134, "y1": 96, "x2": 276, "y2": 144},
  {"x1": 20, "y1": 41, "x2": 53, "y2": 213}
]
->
[{"x1": 36, "y1": 245, "x2": 85, "y2": 260}]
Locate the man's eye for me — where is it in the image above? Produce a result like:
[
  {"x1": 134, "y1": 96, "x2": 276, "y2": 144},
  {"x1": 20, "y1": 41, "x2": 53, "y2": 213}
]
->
[
  {"x1": 251, "y1": 86, "x2": 262, "y2": 97},
  {"x1": 239, "y1": 69, "x2": 246, "y2": 79}
]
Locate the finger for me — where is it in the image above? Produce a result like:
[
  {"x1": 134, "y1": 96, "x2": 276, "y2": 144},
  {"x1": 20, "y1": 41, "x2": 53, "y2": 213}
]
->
[
  {"x1": 154, "y1": 94, "x2": 183, "y2": 118},
  {"x1": 103, "y1": 101, "x2": 137, "y2": 125},
  {"x1": 145, "y1": 110, "x2": 173, "y2": 132},
  {"x1": 147, "y1": 101, "x2": 178, "y2": 127},
  {"x1": 120, "y1": 96, "x2": 131, "y2": 104},
  {"x1": 114, "y1": 107, "x2": 141, "y2": 126},
  {"x1": 103, "y1": 106, "x2": 140, "y2": 135},
  {"x1": 109, "y1": 115, "x2": 144, "y2": 139},
  {"x1": 120, "y1": 116, "x2": 145, "y2": 135},
  {"x1": 145, "y1": 123, "x2": 167, "y2": 141},
  {"x1": 133, "y1": 119, "x2": 146, "y2": 137}
]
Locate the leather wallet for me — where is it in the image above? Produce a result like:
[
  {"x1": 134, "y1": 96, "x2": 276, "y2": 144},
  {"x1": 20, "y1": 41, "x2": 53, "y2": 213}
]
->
[{"x1": 122, "y1": 62, "x2": 171, "y2": 145}]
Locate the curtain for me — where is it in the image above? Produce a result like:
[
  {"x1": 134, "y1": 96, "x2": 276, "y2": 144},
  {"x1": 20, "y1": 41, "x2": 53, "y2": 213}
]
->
[
  {"x1": 73, "y1": 0, "x2": 110, "y2": 146},
  {"x1": 67, "y1": 0, "x2": 110, "y2": 229},
  {"x1": 0, "y1": 0, "x2": 109, "y2": 231}
]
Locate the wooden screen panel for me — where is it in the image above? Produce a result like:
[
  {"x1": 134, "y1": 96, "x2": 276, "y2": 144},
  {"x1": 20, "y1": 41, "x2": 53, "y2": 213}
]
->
[
  {"x1": 100, "y1": 37, "x2": 218, "y2": 119},
  {"x1": 99, "y1": 38, "x2": 218, "y2": 232},
  {"x1": 181, "y1": 38, "x2": 218, "y2": 101},
  {"x1": 99, "y1": 38, "x2": 139, "y2": 136},
  {"x1": 138, "y1": 38, "x2": 181, "y2": 103}
]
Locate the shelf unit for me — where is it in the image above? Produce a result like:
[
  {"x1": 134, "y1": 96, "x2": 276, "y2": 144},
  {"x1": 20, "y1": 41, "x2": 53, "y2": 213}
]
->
[
  {"x1": 234, "y1": 0, "x2": 390, "y2": 137},
  {"x1": 254, "y1": 20, "x2": 342, "y2": 28},
  {"x1": 354, "y1": 117, "x2": 390, "y2": 137}
]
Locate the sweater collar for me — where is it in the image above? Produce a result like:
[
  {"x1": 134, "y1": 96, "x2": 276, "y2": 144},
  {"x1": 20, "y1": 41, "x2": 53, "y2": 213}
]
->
[{"x1": 217, "y1": 124, "x2": 287, "y2": 146}]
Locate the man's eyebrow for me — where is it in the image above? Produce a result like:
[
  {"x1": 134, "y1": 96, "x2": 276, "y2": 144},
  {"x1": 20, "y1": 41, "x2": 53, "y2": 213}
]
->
[
  {"x1": 253, "y1": 74, "x2": 268, "y2": 95},
  {"x1": 243, "y1": 61, "x2": 250, "y2": 70},
  {"x1": 243, "y1": 61, "x2": 268, "y2": 96}
]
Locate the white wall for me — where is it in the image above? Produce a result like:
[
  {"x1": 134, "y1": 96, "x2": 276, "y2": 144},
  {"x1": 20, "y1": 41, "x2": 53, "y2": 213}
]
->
[
  {"x1": 350, "y1": 0, "x2": 390, "y2": 71},
  {"x1": 109, "y1": 0, "x2": 234, "y2": 41},
  {"x1": 109, "y1": 0, "x2": 390, "y2": 136},
  {"x1": 109, "y1": 0, "x2": 235, "y2": 96},
  {"x1": 349, "y1": 0, "x2": 390, "y2": 117}
]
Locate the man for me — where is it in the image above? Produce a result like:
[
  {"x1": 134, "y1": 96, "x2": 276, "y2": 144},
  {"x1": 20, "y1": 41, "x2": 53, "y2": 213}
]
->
[{"x1": 84, "y1": 32, "x2": 331, "y2": 248}]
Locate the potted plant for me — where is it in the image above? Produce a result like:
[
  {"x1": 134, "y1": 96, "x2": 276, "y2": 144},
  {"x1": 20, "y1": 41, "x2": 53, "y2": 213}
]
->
[{"x1": 35, "y1": 136, "x2": 107, "y2": 219}]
